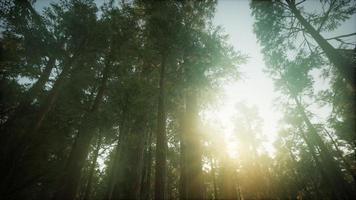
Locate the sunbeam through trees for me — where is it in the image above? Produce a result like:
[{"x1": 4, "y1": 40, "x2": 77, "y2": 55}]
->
[{"x1": 0, "y1": 0, "x2": 355, "y2": 200}]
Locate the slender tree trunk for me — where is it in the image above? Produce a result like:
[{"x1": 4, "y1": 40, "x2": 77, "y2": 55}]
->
[
  {"x1": 5, "y1": 0, "x2": 67, "y2": 137},
  {"x1": 105, "y1": 141, "x2": 120, "y2": 200},
  {"x1": 111, "y1": 116, "x2": 148, "y2": 200},
  {"x1": 0, "y1": 57, "x2": 54, "y2": 139},
  {"x1": 309, "y1": 177, "x2": 322, "y2": 200},
  {"x1": 0, "y1": 60, "x2": 73, "y2": 197},
  {"x1": 32, "y1": 62, "x2": 72, "y2": 134},
  {"x1": 287, "y1": 148, "x2": 309, "y2": 192},
  {"x1": 183, "y1": 91, "x2": 205, "y2": 199},
  {"x1": 82, "y1": 133, "x2": 102, "y2": 200},
  {"x1": 2, "y1": 57, "x2": 55, "y2": 128},
  {"x1": 323, "y1": 128, "x2": 356, "y2": 182},
  {"x1": 30, "y1": 32, "x2": 86, "y2": 135},
  {"x1": 220, "y1": 157, "x2": 237, "y2": 200},
  {"x1": 299, "y1": 129, "x2": 338, "y2": 199},
  {"x1": 105, "y1": 136, "x2": 122, "y2": 200},
  {"x1": 13, "y1": 0, "x2": 84, "y2": 136},
  {"x1": 0, "y1": 58, "x2": 55, "y2": 190},
  {"x1": 155, "y1": 55, "x2": 167, "y2": 200},
  {"x1": 286, "y1": 0, "x2": 356, "y2": 89},
  {"x1": 27, "y1": 58, "x2": 55, "y2": 101},
  {"x1": 0, "y1": 37, "x2": 85, "y2": 194},
  {"x1": 236, "y1": 183, "x2": 242, "y2": 200},
  {"x1": 209, "y1": 157, "x2": 218, "y2": 200},
  {"x1": 287, "y1": 141, "x2": 322, "y2": 199},
  {"x1": 295, "y1": 99, "x2": 354, "y2": 199},
  {"x1": 105, "y1": 104, "x2": 129, "y2": 200},
  {"x1": 53, "y1": 63, "x2": 110, "y2": 200},
  {"x1": 166, "y1": 171, "x2": 173, "y2": 200},
  {"x1": 110, "y1": 87, "x2": 149, "y2": 200},
  {"x1": 179, "y1": 112, "x2": 187, "y2": 200},
  {"x1": 141, "y1": 130, "x2": 153, "y2": 200},
  {"x1": 280, "y1": 73, "x2": 354, "y2": 198},
  {"x1": 0, "y1": 0, "x2": 55, "y2": 146}
]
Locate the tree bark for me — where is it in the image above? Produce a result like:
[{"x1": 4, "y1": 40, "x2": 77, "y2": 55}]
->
[
  {"x1": 105, "y1": 140, "x2": 120, "y2": 200},
  {"x1": 1, "y1": 57, "x2": 54, "y2": 137},
  {"x1": 295, "y1": 97, "x2": 354, "y2": 199},
  {"x1": 141, "y1": 130, "x2": 153, "y2": 200},
  {"x1": 286, "y1": 146, "x2": 310, "y2": 194},
  {"x1": 0, "y1": 58, "x2": 55, "y2": 190},
  {"x1": 4, "y1": 57, "x2": 55, "y2": 127},
  {"x1": 105, "y1": 103, "x2": 129, "y2": 200},
  {"x1": 82, "y1": 132, "x2": 102, "y2": 200},
  {"x1": 0, "y1": 59, "x2": 72, "y2": 197},
  {"x1": 299, "y1": 129, "x2": 338, "y2": 199},
  {"x1": 209, "y1": 157, "x2": 218, "y2": 200},
  {"x1": 32, "y1": 61, "x2": 72, "y2": 134},
  {"x1": 111, "y1": 116, "x2": 148, "y2": 200},
  {"x1": 179, "y1": 111, "x2": 187, "y2": 200},
  {"x1": 220, "y1": 158, "x2": 238, "y2": 200},
  {"x1": 27, "y1": 58, "x2": 55, "y2": 101},
  {"x1": 155, "y1": 55, "x2": 167, "y2": 200},
  {"x1": 323, "y1": 129, "x2": 356, "y2": 183},
  {"x1": 183, "y1": 91, "x2": 205, "y2": 199},
  {"x1": 53, "y1": 63, "x2": 110, "y2": 200}
]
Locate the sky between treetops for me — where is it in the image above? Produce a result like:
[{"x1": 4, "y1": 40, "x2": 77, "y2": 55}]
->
[{"x1": 34, "y1": 0, "x2": 356, "y2": 157}]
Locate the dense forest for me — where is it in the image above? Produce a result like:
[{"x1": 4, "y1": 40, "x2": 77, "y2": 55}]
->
[{"x1": 0, "y1": 0, "x2": 355, "y2": 199}]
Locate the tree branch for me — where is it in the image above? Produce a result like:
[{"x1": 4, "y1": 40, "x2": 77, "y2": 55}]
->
[
  {"x1": 325, "y1": 32, "x2": 356, "y2": 41},
  {"x1": 317, "y1": 0, "x2": 336, "y2": 32},
  {"x1": 295, "y1": 0, "x2": 306, "y2": 6}
]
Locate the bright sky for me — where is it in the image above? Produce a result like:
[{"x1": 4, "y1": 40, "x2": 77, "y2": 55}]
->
[
  {"x1": 34, "y1": 0, "x2": 356, "y2": 158},
  {"x1": 208, "y1": 0, "x2": 356, "y2": 158},
  {"x1": 207, "y1": 1, "x2": 280, "y2": 157}
]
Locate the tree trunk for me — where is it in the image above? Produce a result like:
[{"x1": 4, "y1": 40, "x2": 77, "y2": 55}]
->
[
  {"x1": 220, "y1": 158, "x2": 237, "y2": 200},
  {"x1": 82, "y1": 132, "x2": 102, "y2": 200},
  {"x1": 32, "y1": 62, "x2": 72, "y2": 135},
  {"x1": 104, "y1": 142, "x2": 120, "y2": 200},
  {"x1": 0, "y1": 58, "x2": 55, "y2": 191},
  {"x1": 323, "y1": 129, "x2": 356, "y2": 183},
  {"x1": 209, "y1": 157, "x2": 218, "y2": 200},
  {"x1": 0, "y1": 59, "x2": 73, "y2": 197},
  {"x1": 105, "y1": 103, "x2": 129, "y2": 200},
  {"x1": 27, "y1": 58, "x2": 55, "y2": 101},
  {"x1": 286, "y1": 0, "x2": 356, "y2": 90},
  {"x1": 0, "y1": 57, "x2": 54, "y2": 139},
  {"x1": 295, "y1": 98, "x2": 354, "y2": 199},
  {"x1": 1, "y1": 57, "x2": 55, "y2": 129},
  {"x1": 179, "y1": 112, "x2": 187, "y2": 200},
  {"x1": 287, "y1": 147, "x2": 309, "y2": 193},
  {"x1": 53, "y1": 63, "x2": 110, "y2": 200},
  {"x1": 298, "y1": 130, "x2": 336, "y2": 199},
  {"x1": 111, "y1": 116, "x2": 148, "y2": 200},
  {"x1": 141, "y1": 130, "x2": 153, "y2": 200},
  {"x1": 0, "y1": 36, "x2": 86, "y2": 194},
  {"x1": 105, "y1": 136, "x2": 122, "y2": 200},
  {"x1": 155, "y1": 55, "x2": 167, "y2": 200},
  {"x1": 183, "y1": 91, "x2": 205, "y2": 199}
]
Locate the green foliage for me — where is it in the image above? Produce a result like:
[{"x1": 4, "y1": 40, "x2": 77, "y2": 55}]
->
[{"x1": 0, "y1": 0, "x2": 354, "y2": 199}]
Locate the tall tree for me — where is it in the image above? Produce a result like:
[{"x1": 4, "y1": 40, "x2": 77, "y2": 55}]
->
[{"x1": 251, "y1": 0, "x2": 356, "y2": 89}]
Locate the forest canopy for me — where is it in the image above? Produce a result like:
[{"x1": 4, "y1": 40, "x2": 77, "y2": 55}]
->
[{"x1": 0, "y1": 0, "x2": 355, "y2": 200}]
